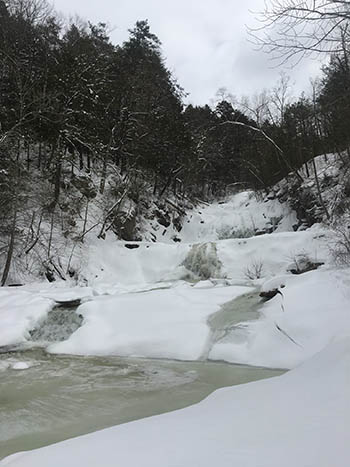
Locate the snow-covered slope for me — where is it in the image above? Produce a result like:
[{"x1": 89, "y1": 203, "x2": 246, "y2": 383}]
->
[
  {"x1": 210, "y1": 268, "x2": 350, "y2": 368},
  {"x1": 141, "y1": 190, "x2": 297, "y2": 243},
  {"x1": 1, "y1": 182, "x2": 348, "y2": 370}
]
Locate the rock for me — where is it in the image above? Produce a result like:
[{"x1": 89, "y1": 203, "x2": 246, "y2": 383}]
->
[
  {"x1": 55, "y1": 299, "x2": 81, "y2": 308},
  {"x1": 260, "y1": 277, "x2": 287, "y2": 301},
  {"x1": 112, "y1": 209, "x2": 138, "y2": 241},
  {"x1": 259, "y1": 289, "x2": 281, "y2": 300},
  {"x1": 71, "y1": 175, "x2": 97, "y2": 199},
  {"x1": 255, "y1": 229, "x2": 268, "y2": 236},
  {"x1": 124, "y1": 244, "x2": 140, "y2": 250},
  {"x1": 173, "y1": 216, "x2": 183, "y2": 232},
  {"x1": 289, "y1": 260, "x2": 324, "y2": 275},
  {"x1": 154, "y1": 209, "x2": 171, "y2": 228}
]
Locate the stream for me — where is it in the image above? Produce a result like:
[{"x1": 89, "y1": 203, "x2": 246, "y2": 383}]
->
[{"x1": 0, "y1": 289, "x2": 283, "y2": 460}]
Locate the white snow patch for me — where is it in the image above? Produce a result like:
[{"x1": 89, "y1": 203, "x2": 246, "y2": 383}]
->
[
  {"x1": 0, "y1": 290, "x2": 54, "y2": 347},
  {"x1": 10, "y1": 362, "x2": 31, "y2": 370},
  {"x1": 82, "y1": 235, "x2": 190, "y2": 288},
  {"x1": 48, "y1": 284, "x2": 250, "y2": 360}
]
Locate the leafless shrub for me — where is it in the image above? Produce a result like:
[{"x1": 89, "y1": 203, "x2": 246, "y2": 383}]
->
[
  {"x1": 218, "y1": 225, "x2": 256, "y2": 240},
  {"x1": 287, "y1": 250, "x2": 324, "y2": 274},
  {"x1": 330, "y1": 224, "x2": 350, "y2": 266},
  {"x1": 244, "y1": 259, "x2": 264, "y2": 280}
]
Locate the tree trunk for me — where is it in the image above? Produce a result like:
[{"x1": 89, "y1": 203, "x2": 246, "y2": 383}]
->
[
  {"x1": 79, "y1": 150, "x2": 84, "y2": 171},
  {"x1": 311, "y1": 156, "x2": 330, "y2": 220},
  {"x1": 38, "y1": 140, "x2": 42, "y2": 169},
  {"x1": 1, "y1": 208, "x2": 17, "y2": 286},
  {"x1": 99, "y1": 153, "x2": 107, "y2": 194},
  {"x1": 53, "y1": 157, "x2": 62, "y2": 206}
]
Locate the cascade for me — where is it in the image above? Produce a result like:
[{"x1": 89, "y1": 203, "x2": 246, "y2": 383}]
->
[
  {"x1": 182, "y1": 242, "x2": 223, "y2": 280},
  {"x1": 29, "y1": 306, "x2": 84, "y2": 343}
]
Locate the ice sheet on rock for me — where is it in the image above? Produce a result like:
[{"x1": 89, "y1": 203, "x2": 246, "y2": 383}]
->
[
  {"x1": 3, "y1": 337, "x2": 349, "y2": 467},
  {"x1": 48, "y1": 284, "x2": 249, "y2": 360}
]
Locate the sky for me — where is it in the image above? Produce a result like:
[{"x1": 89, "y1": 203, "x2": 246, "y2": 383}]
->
[{"x1": 52, "y1": 0, "x2": 324, "y2": 106}]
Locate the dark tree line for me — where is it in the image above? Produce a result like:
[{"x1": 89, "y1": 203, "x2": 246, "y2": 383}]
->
[{"x1": 1, "y1": 0, "x2": 350, "y2": 283}]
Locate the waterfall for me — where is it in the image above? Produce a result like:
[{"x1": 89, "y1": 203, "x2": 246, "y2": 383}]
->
[
  {"x1": 29, "y1": 307, "x2": 84, "y2": 343},
  {"x1": 182, "y1": 242, "x2": 223, "y2": 280}
]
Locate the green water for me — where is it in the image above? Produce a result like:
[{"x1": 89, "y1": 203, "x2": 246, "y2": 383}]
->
[{"x1": 0, "y1": 349, "x2": 282, "y2": 460}]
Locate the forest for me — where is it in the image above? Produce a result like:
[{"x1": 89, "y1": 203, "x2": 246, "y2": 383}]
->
[{"x1": 0, "y1": 0, "x2": 350, "y2": 284}]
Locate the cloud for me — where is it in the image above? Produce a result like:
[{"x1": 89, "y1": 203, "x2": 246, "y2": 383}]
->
[{"x1": 52, "y1": 0, "x2": 323, "y2": 105}]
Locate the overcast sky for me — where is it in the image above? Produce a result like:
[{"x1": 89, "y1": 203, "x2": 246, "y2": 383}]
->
[{"x1": 52, "y1": 0, "x2": 323, "y2": 105}]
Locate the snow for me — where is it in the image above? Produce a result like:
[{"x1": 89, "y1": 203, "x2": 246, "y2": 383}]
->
[
  {"x1": 142, "y1": 189, "x2": 297, "y2": 244},
  {"x1": 2, "y1": 337, "x2": 349, "y2": 467},
  {"x1": 0, "y1": 289, "x2": 54, "y2": 347},
  {"x1": 1, "y1": 177, "x2": 350, "y2": 465},
  {"x1": 216, "y1": 227, "x2": 329, "y2": 283},
  {"x1": 48, "y1": 284, "x2": 250, "y2": 360},
  {"x1": 10, "y1": 362, "x2": 31, "y2": 370},
  {"x1": 82, "y1": 235, "x2": 190, "y2": 287},
  {"x1": 209, "y1": 268, "x2": 350, "y2": 368}
]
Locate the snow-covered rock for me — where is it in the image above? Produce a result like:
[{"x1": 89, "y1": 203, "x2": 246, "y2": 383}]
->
[
  {"x1": 0, "y1": 289, "x2": 54, "y2": 347},
  {"x1": 210, "y1": 268, "x2": 350, "y2": 368},
  {"x1": 48, "y1": 284, "x2": 250, "y2": 360}
]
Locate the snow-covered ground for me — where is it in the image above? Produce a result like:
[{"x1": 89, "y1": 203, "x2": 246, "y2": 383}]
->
[
  {"x1": 48, "y1": 284, "x2": 250, "y2": 360},
  {"x1": 0, "y1": 187, "x2": 348, "y2": 368},
  {"x1": 210, "y1": 268, "x2": 350, "y2": 368},
  {"x1": 1, "y1": 174, "x2": 349, "y2": 465},
  {"x1": 2, "y1": 337, "x2": 349, "y2": 467}
]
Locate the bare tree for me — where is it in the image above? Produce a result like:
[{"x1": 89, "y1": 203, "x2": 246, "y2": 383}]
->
[
  {"x1": 6, "y1": 0, "x2": 53, "y2": 25},
  {"x1": 271, "y1": 72, "x2": 293, "y2": 124},
  {"x1": 250, "y1": 1, "x2": 350, "y2": 64},
  {"x1": 239, "y1": 90, "x2": 272, "y2": 126}
]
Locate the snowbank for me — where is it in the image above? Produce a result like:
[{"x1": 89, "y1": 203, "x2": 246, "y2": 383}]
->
[
  {"x1": 82, "y1": 236, "x2": 190, "y2": 287},
  {"x1": 0, "y1": 289, "x2": 54, "y2": 347},
  {"x1": 48, "y1": 284, "x2": 250, "y2": 360},
  {"x1": 216, "y1": 227, "x2": 329, "y2": 283},
  {"x1": 3, "y1": 337, "x2": 349, "y2": 467},
  {"x1": 210, "y1": 268, "x2": 350, "y2": 368}
]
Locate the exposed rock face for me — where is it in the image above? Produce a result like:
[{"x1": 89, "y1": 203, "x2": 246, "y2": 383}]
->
[
  {"x1": 112, "y1": 200, "x2": 139, "y2": 241},
  {"x1": 288, "y1": 258, "x2": 324, "y2": 275},
  {"x1": 124, "y1": 244, "x2": 140, "y2": 250},
  {"x1": 154, "y1": 209, "x2": 171, "y2": 228},
  {"x1": 260, "y1": 289, "x2": 281, "y2": 300},
  {"x1": 71, "y1": 175, "x2": 97, "y2": 199}
]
